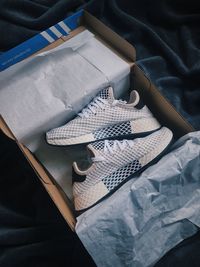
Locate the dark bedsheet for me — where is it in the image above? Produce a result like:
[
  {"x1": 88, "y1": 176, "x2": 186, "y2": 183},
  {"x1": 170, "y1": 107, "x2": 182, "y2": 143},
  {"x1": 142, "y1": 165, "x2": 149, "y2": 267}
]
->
[{"x1": 0, "y1": 1, "x2": 199, "y2": 266}]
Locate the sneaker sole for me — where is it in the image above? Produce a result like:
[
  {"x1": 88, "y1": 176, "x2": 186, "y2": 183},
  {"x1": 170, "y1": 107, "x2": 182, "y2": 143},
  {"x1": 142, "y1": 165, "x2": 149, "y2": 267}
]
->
[
  {"x1": 74, "y1": 128, "x2": 173, "y2": 215},
  {"x1": 47, "y1": 117, "x2": 161, "y2": 146}
]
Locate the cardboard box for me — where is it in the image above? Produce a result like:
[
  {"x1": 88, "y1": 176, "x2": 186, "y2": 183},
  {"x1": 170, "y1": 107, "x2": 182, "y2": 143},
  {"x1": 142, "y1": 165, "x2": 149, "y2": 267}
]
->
[{"x1": 0, "y1": 10, "x2": 194, "y2": 231}]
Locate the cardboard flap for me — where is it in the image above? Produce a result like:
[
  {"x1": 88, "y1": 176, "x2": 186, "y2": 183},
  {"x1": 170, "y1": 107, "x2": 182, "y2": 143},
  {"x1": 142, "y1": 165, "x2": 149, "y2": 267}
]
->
[
  {"x1": 132, "y1": 65, "x2": 194, "y2": 138},
  {"x1": 0, "y1": 115, "x2": 15, "y2": 140},
  {"x1": 83, "y1": 11, "x2": 136, "y2": 63}
]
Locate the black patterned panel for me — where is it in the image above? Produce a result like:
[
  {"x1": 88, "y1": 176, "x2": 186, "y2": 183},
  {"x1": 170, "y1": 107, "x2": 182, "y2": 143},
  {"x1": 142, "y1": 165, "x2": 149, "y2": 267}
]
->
[
  {"x1": 102, "y1": 159, "x2": 142, "y2": 191},
  {"x1": 93, "y1": 121, "x2": 132, "y2": 140}
]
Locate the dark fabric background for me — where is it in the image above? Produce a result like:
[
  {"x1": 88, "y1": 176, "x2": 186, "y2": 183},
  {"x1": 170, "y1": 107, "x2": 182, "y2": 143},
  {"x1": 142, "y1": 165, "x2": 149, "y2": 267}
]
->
[
  {"x1": 0, "y1": 0, "x2": 200, "y2": 266},
  {"x1": 0, "y1": 131, "x2": 96, "y2": 267}
]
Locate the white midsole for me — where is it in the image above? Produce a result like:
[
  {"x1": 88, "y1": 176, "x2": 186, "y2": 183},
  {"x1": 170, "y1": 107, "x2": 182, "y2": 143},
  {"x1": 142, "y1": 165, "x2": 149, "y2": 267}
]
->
[
  {"x1": 47, "y1": 117, "x2": 161, "y2": 145},
  {"x1": 47, "y1": 132, "x2": 95, "y2": 145}
]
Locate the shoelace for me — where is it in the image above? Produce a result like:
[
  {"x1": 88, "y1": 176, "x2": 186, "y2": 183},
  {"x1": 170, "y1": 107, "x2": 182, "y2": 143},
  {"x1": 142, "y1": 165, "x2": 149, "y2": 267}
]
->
[
  {"x1": 104, "y1": 139, "x2": 135, "y2": 154},
  {"x1": 78, "y1": 97, "x2": 108, "y2": 118},
  {"x1": 92, "y1": 139, "x2": 136, "y2": 162},
  {"x1": 78, "y1": 97, "x2": 127, "y2": 118}
]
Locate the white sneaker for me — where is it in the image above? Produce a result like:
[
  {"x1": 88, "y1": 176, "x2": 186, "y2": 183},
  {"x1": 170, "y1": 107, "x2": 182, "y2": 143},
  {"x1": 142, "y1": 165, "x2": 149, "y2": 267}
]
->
[
  {"x1": 46, "y1": 87, "x2": 160, "y2": 145},
  {"x1": 72, "y1": 127, "x2": 173, "y2": 212}
]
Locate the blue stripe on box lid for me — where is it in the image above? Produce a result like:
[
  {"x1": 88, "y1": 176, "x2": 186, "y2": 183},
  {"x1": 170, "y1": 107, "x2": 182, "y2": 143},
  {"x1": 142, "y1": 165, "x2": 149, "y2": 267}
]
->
[
  {"x1": 0, "y1": 9, "x2": 83, "y2": 72},
  {"x1": 56, "y1": 22, "x2": 70, "y2": 35}
]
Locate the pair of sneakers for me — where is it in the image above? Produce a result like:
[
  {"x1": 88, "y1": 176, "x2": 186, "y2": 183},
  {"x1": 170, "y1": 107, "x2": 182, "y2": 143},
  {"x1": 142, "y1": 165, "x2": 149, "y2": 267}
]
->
[{"x1": 46, "y1": 87, "x2": 173, "y2": 213}]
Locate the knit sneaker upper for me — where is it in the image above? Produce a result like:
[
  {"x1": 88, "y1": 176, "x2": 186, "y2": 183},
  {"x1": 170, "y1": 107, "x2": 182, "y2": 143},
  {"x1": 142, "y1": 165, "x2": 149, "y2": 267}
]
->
[
  {"x1": 46, "y1": 87, "x2": 155, "y2": 141},
  {"x1": 73, "y1": 127, "x2": 173, "y2": 211}
]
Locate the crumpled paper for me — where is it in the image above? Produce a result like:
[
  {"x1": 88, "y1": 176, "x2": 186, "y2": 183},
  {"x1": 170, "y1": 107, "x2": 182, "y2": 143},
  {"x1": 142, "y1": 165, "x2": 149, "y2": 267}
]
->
[{"x1": 76, "y1": 131, "x2": 200, "y2": 267}]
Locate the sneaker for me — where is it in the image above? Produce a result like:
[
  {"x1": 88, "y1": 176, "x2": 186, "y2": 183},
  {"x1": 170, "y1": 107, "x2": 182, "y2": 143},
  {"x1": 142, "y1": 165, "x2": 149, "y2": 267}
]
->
[
  {"x1": 46, "y1": 87, "x2": 161, "y2": 145},
  {"x1": 72, "y1": 127, "x2": 173, "y2": 212}
]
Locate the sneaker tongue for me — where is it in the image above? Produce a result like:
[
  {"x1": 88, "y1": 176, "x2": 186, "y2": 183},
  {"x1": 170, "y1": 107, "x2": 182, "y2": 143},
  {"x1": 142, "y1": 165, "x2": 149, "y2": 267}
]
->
[{"x1": 99, "y1": 86, "x2": 114, "y2": 100}]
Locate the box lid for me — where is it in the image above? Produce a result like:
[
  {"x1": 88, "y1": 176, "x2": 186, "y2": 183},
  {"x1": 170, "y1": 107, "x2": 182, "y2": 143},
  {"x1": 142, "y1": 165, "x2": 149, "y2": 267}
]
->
[{"x1": 0, "y1": 9, "x2": 136, "y2": 72}]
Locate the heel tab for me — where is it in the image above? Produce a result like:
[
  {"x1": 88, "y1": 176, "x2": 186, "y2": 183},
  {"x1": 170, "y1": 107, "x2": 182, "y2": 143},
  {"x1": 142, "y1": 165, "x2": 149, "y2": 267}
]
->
[
  {"x1": 72, "y1": 162, "x2": 86, "y2": 183},
  {"x1": 129, "y1": 90, "x2": 145, "y2": 109}
]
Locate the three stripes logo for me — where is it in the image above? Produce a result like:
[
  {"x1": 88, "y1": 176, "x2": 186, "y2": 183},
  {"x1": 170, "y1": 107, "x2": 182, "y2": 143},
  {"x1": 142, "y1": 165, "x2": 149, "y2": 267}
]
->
[
  {"x1": 40, "y1": 21, "x2": 71, "y2": 43},
  {"x1": 0, "y1": 9, "x2": 83, "y2": 71}
]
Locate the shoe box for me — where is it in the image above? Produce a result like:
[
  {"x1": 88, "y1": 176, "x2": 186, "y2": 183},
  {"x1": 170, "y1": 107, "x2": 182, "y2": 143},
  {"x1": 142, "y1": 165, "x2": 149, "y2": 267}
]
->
[{"x1": 0, "y1": 10, "x2": 194, "y2": 231}]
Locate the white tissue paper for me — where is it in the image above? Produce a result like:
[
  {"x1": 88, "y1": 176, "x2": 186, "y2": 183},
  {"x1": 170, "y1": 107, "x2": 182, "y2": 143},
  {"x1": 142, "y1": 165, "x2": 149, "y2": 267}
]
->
[{"x1": 0, "y1": 29, "x2": 130, "y2": 199}]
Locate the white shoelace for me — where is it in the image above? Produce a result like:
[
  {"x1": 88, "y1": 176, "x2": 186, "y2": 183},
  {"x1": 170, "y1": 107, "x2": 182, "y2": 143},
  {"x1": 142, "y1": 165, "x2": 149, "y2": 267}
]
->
[
  {"x1": 92, "y1": 140, "x2": 135, "y2": 162},
  {"x1": 104, "y1": 140, "x2": 135, "y2": 154},
  {"x1": 78, "y1": 97, "x2": 108, "y2": 118},
  {"x1": 78, "y1": 97, "x2": 127, "y2": 118}
]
